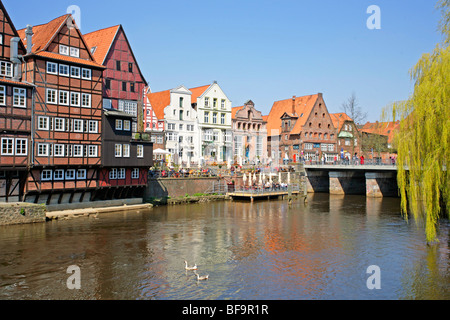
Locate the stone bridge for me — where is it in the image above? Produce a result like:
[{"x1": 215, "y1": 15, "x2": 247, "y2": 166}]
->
[{"x1": 304, "y1": 164, "x2": 398, "y2": 198}]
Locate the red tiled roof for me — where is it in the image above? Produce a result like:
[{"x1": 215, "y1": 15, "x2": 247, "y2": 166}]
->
[
  {"x1": 267, "y1": 94, "x2": 319, "y2": 136},
  {"x1": 35, "y1": 51, "x2": 104, "y2": 68},
  {"x1": 330, "y1": 113, "x2": 353, "y2": 132},
  {"x1": 18, "y1": 15, "x2": 70, "y2": 53},
  {"x1": 361, "y1": 121, "x2": 400, "y2": 143},
  {"x1": 147, "y1": 89, "x2": 171, "y2": 120},
  {"x1": 231, "y1": 106, "x2": 244, "y2": 119},
  {"x1": 83, "y1": 25, "x2": 120, "y2": 64},
  {"x1": 190, "y1": 85, "x2": 211, "y2": 102},
  {"x1": 0, "y1": 78, "x2": 34, "y2": 87}
]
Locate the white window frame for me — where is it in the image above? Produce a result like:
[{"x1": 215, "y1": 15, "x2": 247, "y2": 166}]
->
[
  {"x1": 46, "y1": 62, "x2": 58, "y2": 75},
  {"x1": 137, "y1": 145, "x2": 144, "y2": 158},
  {"x1": 81, "y1": 93, "x2": 91, "y2": 108},
  {"x1": 37, "y1": 143, "x2": 50, "y2": 156},
  {"x1": 118, "y1": 168, "x2": 126, "y2": 180},
  {"x1": 88, "y1": 121, "x2": 98, "y2": 133},
  {"x1": 73, "y1": 145, "x2": 83, "y2": 157},
  {"x1": 81, "y1": 68, "x2": 91, "y2": 80},
  {"x1": 59, "y1": 90, "x2": 69, "y2": 106},
  {"x1": 73, "y1": 119, "x2": 83, "y2": 133},
  {"x1": 0, "y1": 86, "x2": 5, "y2": 106},
  {"x1": 46, "y1": 89, "x2": 57, "y2": 104},
  {"x1": 131, "y1": 168, "x2": 139, "y2": 179},
  {"x1": 15, "y1": 138, "x2": 28, "y2": 156},
  {"x1": 12, "y1": 88, "x2": 26, "y2": 108},
  {"x1": 0, "y1": 61, "x2": 12, "y2": 77},
  {"x1": 70, "y1": 66, "x2": 80, "y2": 78},
  {"x1": 76, "y1": 169, "x2": 86, "y2": 180},
  {"x1": 54, "y1": 118, "x2": 65, "y2": 132},
  {"x1": 123, "y1": 144, "x2": 130, "y2": 158},
  {"x1": 38, "y1": 116, "x2": 50, "y2": 131},
  {"x1": 88, "y1": 145, "x2": 98, "y2": 157},
  {"x1": 70, "y1": 92, "x2": 80, "y2": 107},
  {"x1": 59, "y1": 45, "x2": 69, "y2": 56},
  {"x1": 70, "y1": 47, "x2": 80, "y2": 58},
  {"x1": 115, "y1": 144, "x2": 122, "y2": 157},
  {"x1": 54, "y1": 144, "x2": 65, "y2": 157},
  {"x1": 1, "y1": 138, "x2": 14, "y2": 155},
  {"x1": 109, "y1": 168, "x2": 118, "y2": 180},
  {"x1": 59, "y1": 64, "x2": 69, "y2": 77}
]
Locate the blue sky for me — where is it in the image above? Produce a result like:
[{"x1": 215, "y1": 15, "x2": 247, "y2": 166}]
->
[{"x1": 4, "y1": 0, "x2": 443, "y2": 122}]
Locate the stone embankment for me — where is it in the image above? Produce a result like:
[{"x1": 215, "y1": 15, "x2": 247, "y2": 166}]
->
[{"x1": 0, "y1": 203, "x2": 47, "y2": 226}]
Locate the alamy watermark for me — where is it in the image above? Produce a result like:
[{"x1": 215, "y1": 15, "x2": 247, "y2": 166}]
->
[
  {"x1": 66, "y1": 265, "x2": 81, "y2": 290},
  {"x1": 367, "y1": 5, "x2": 381, "y2": 30},
  {"x1": 366, "y1": 265, "x2": 381, "y2": 290}
]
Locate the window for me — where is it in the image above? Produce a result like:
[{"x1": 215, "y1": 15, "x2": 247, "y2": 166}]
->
[
  {"x1": 304, "y1": 143, "x2": 313, "y2": 150},
  {"x1": 124, "y1": 120, "x2": 131, "y2": 131},
  {"x1": 59, "y1": 90, "x2": 69, "y2": 105},
  {"x1": 77, "y1": 169, "x2": 86, "y2": 180},
  {"x1": 321, "y1": 144, "x2": 328, "y2": 152},
  {"x1": 37, "y1": 143, "x2": 49, "y2": 156},
  {"x1": 88, "y1": 121, "x2": 98, "y2": 133},
  {"x1": 130, "y1": 83, "x2": 135, "y2": 93},
  {"x1": 205, "y1": 97, "x2": 209, "y2": 107},
  {"x1": 47, "y1": 89, "x2": 57, "y2": 104},
  {"x1": 90, "y1": 46, "x2": 97, "y2": 54},
  {"x1": 59, "y1": 45, "x2": 69, "y2": 55},
  {"x1": 38, "y1": 117, "x2": 49, "y2": 131},
  {"x1": 179, "y1": 110, "x2": 184, "y2": 121},
  {"x1": 71, "y1": 66, "x2": 80, "y2": 78},
  {"x1": 122, "y1": 82, "x2": 127, "y2": 91},
  {"x1": 47, "y1": 62, "x2": 57, "y2": 74},
  {"x1": 13, "y1": 88, "x2": 26, "y2": 107},
  {"x1": 54, "y1": 144, "x2": 65, "y2": 157},
  {"x1": 81, "y1": 93, "x2": 91, "y2": 108},
  {"x1": 234, "y1": 135, "x2": 242, "y2": 156},
  {"x1": 105, "y1": 79, "x2": 111, "y2": 90},
  {"x1": 0, "y1": 86, "x2": 5, "y2": 105},
  {"x1": 221, "y1": 113, "x2": 225, "y2": 125},
  {"x1": 81, "y1": 68, "x2": 91, "y2": 80},
  {"x1": 118, "y1": 168, "x2": 126, "y2": 180},
  {"x1": 41, "y1": 170, "x2": 52, "y2": 181},
  {"x1": 73, "y1": 119, "x2": 83, "y2": 132},
  {"x1": 256, "y1": 136, "x2": 263, "y2": 157},
  {"x1": 128, "y1": 63, "x2": 133, "y2": 73},
  {"x1": 131, "y1": 168, "x2": 139, "y2": 179},
  {"x1": 1, "y1": 138, "x2": 14, "y2": 155},
  {"x1": 213, "y1": 98, "x2": 218, "y2": 108},
  {"x1": 73, "y1": 145, "x2": 83, "y2": 157},
  {"x1": 345, "y1": 139, "x2": 351, "y2": 146},
  {"x1": 137, "y1": 145, "x2": 144, "y2": 158},
  {"x1": 115, "y1": 144, "x2": 122, "y2": 157},
  {"x1": 109, "y1": 168, "x2": 117, "y2": 180},
  {"x1": 213, "y1": 113, "x2": 217, "y2": 124},
  {"x1": 66, "y1": 169, "x2": 76, "y2": 180},
  {"x1": 15, "y1": 139, "x2": 27, "y2": 156},
  {"x1": 88, "y1": 145, "x2": 98, "y2": 157},
  {"x1": 116, "y1": 61, "x2": 121, "y2": 71},
  {"x1": 179, "y1": 97, "x2": 184, "y2": 108},
  {"x1": 221, "y1": 99, "x2": 226, "y2": 109},
  {"x1": 0, "y1": 61, "x2": 12, "y2": 77},
  {"x1": 103, "y1": 98, "x2": 112, "y2": 109},
  {"x1": 204, "y1": 112, "x2": 209, "y2": 123},
  {"x1": 179, "y1": 124, "x2": 184, "y2": 131},
  {"x1": 115, "y1": 120, "x2": 123, "y2": 131},
  {"x1": 54, "y1": 169, "x2": 64, "y2": 181},
  {"x1": 123, "y1": 144, "x2": 130, "y2": 158},
  {"x1": 118, "y1": 100, "x2": 137, "y2": 116},
  {"x1": 203, "y1": 130, "x2": 213, "y2": 142},
  {"x1": 328, "y1": 144, "x2": 335, "y2": 152},
  {"x1": 59, "y1": 64, "x2": 69, "y2": 76},
  {"x1": 70, "y1": 47, "x2": 80, "y2": 58},
  {"x1": 70, "y1": 92, "x2": 80, "y2": 106},
  {"x1": 167, "y1": 123, "x2": 176, "y2": 130}
]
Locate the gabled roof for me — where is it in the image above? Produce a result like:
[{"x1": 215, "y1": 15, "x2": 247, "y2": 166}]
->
[
  {"x1": 84, "y1": 25, "x2": 148, "y2": 85},
  {"x1": 83, "y1": 25, "x2": 120, "y2": 64},
  {"x1": 330, "y1": 113, "x2": 353, "y2": 132},
  {"x1": 17, "y1": 14, "x2": 102, "y2": 68},
  {"x1": 266, "y1": 94, "x2": 319, "y2": 136},
  {"x1": 190, "y1": 84, "x2": 212, "y2": 103},
  {"x1": 231, "y1": 106, "x2": 244, "y2": 119},
  {"x1": 18, "y1": 14, "x2": 70, "y2": 53}
]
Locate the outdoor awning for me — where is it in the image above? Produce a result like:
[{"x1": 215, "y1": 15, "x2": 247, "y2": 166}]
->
[{"x1": 153, "y1": 149, "x2": 171, "y2": 155}]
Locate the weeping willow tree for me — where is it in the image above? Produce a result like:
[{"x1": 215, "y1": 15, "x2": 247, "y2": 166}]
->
[{"x1": 383, "y1": 0, "x2": 449, "y2": 243}]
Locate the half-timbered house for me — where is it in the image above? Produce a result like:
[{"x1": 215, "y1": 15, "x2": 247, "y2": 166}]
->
[{"x1": 18, "y1": 14, "x2": 105, "y2": 205}]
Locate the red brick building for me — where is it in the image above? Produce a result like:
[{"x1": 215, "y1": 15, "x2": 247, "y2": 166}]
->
[
  {"x1": 330, "y1": 113, "x2": 362, "y2": 161},
  {"x1": 266, "y1": 93, "x2": 338, "y2": 165},
  {"x1": 18, "y1": 14, "x2": 105, "y2": 204},
  {"x1": 0, "y1": 1, "x2": 34, "y2": 202}
]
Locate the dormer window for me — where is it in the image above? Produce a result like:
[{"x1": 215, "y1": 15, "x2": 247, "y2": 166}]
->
[
  {"x1": 70, "y1": 47, "x2": 80, "y2": 58},
  {"x1": 90, "y1": 46, "x2": 97, "y2": 54}
]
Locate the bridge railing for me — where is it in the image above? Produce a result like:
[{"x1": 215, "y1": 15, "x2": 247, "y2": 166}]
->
[{"x1": 303, "y1": 159, "x2": 397, "y2": 167}]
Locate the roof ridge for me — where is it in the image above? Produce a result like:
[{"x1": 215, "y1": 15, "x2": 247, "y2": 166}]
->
[{"x1": 84, "y1": 24, "x2": 121, "y2": 36}]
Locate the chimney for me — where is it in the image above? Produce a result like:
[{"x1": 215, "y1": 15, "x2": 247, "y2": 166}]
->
[
  {"x1": 25, "y1": 25, "x2": 34, "y2": 55},
  {"x1": 292, "y1": 96, "x2": 296, "y2": 115},
  {"x1": 10, "y1": 37, "x2": 21, "y2": 81}
]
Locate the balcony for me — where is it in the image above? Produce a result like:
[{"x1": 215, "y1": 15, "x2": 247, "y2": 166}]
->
[{"x1": 132, "y1": 132, "x2": 152, "y2": 142}]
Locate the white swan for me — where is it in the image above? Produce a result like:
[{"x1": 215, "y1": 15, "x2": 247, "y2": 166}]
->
[
  {"x1": 184, "y1": 261, "x2": 198, "y2": 271},
  {"x1": 194, "y1": 271, "x2": 209, "y2": 281}
]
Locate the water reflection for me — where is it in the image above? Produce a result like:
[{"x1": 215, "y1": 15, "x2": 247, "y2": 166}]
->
[{"x1": 0, "y1": 196, "x2": 448, "y2": 300}]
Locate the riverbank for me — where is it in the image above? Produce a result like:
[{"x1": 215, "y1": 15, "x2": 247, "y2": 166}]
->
[{"x1": 147, "y1": 194, "x2": 230, "y2": 206}]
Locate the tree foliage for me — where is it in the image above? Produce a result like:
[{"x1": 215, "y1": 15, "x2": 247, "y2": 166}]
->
[{"x1": 384, "y1": 0, "x2": 449, "y2": 243}]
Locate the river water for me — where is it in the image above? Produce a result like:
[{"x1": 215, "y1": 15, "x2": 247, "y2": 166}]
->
[{"x1": 0, "y1": 194, "x2": 448, "y2": 300}]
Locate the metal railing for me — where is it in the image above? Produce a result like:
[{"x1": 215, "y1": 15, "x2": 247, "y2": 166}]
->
[{"x1": 231, "y1": 183, "x2": 301, "y2": 195}]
